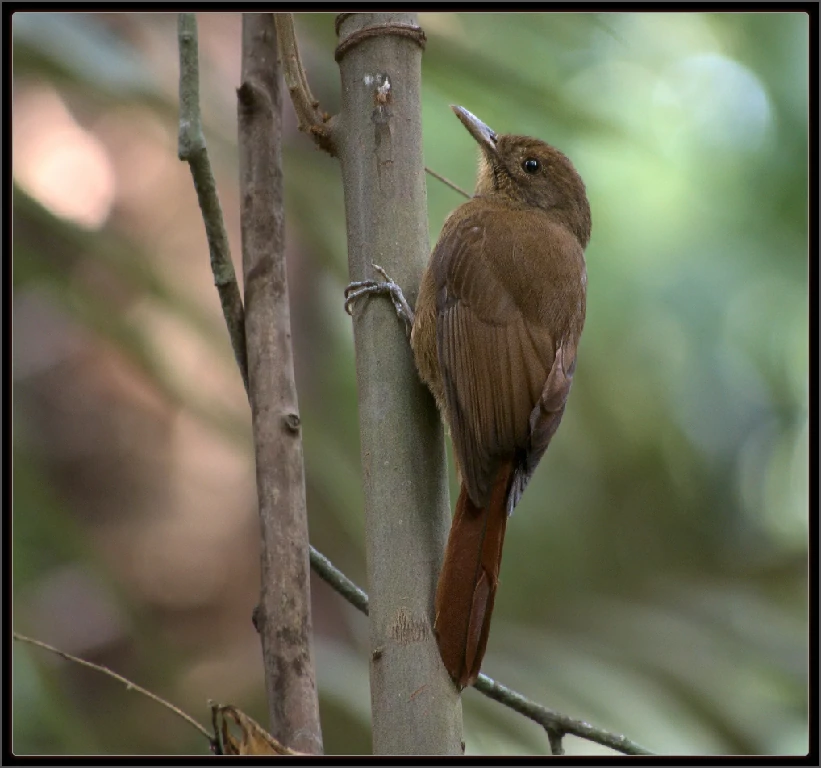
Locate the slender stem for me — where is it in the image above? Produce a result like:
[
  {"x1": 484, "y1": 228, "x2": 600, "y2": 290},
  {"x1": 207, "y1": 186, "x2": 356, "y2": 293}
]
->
[
  {"x1": 274, "y1": 13, "x2": 337, "y2": 156},
  {"x1": 13, "y1": 632, "x2": 213, "y2": 744},
  {"x1": 238, "y1": 13, "x2": 323, "y2": 755},
  {"x1": 309, "y1": 546, "x2": 369, "y2": 615},
  {"x1": 335, "y1": 11, "x2": 462, "y2": 755},
  {"x1": 177, "y1": 12, "x2": 249, "y2": 394},
  {"x1": 425, "y1": 166, "x2": 471, "y2": 199},
  {"x1": 473, "y1": 677, "x2": 653, "y2": 755}
]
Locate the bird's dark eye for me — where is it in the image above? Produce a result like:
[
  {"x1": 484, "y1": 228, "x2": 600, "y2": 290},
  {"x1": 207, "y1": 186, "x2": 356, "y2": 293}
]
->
[{"x1": 522, "y1": 158, "x2": 540, "y2": 174}]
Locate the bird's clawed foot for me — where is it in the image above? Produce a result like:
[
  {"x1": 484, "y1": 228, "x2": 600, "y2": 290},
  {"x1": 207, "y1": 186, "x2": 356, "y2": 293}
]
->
[{"x1": 344, "y1": 263, "x2": 415, "y2": 332}]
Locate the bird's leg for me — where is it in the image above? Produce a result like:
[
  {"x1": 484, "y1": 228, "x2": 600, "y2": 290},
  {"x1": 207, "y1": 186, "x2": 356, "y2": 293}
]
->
[{"x1": 344, "y1": 263, "x2": 415, "y2": 334}]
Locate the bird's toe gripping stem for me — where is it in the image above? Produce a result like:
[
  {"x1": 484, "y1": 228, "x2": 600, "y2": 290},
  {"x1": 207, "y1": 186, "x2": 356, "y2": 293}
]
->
[{"x1": 344, "y1": 264, "x2": 415, "y2": 331}]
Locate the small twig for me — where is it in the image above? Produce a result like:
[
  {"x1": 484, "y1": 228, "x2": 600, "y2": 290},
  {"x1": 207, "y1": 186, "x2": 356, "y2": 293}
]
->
[
  {"x1": 546, "y1": 726, "x2": 566, "y2": 756},
  {"x1": 274, "y1": 13, "x2": 337, "y2": 156},
  {"x1": 473, "y1": 675, "x2": 654, "y2": 756},
  {"x1": 309, "y1": 545, "x2": 369, "y2": 615},
  {"x1": 304, "y1": 550, "x2": 654, "y2": 755},
  {"x1": 13, "y1": 632, "x2": 213, "y2": 745},
  {"x1": 425, "y1": 166, "x2": 471, "y2": 199},
  {"x1": 177, "y1": 12, "x2": 249, "y2": 394}
]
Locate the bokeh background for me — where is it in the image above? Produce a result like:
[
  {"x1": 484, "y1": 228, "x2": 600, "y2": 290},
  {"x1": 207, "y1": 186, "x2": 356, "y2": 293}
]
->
[{"x1": 12, "y1": 11, "x2": 809, "y2": 756}]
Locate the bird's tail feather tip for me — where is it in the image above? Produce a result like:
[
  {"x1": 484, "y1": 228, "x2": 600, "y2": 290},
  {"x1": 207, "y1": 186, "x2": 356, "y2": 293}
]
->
[{"x1": 433, "y1": 462, "x2": 513, "y2": 689}]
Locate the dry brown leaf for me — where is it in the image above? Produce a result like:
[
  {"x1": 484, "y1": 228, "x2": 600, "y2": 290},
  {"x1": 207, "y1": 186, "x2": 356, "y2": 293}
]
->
[{"x1": 209, "y1": 702, "x2": 306, "y2": 756}]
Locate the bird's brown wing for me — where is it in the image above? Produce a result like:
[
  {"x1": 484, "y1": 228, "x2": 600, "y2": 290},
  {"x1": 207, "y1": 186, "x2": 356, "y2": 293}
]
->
[{"x1": 431, "y1": 208, "x2": 581, "y2": 510}]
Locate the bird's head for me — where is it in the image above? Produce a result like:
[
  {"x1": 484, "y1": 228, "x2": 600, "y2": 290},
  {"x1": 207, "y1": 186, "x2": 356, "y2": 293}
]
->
[{"x1": 452, "y1": 105, "x2": 591, "y2": 248}]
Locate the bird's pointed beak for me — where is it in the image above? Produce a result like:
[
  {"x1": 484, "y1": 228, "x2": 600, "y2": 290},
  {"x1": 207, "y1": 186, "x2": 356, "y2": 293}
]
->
[{"x1": 451, "y1": 105, "x2": 497, "y2": 155}]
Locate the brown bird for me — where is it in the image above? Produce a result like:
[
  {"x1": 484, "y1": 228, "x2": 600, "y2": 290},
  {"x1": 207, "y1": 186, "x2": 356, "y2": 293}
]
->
[{"x1": 345, "y1": 106, "x2": 591, "y2": 690}]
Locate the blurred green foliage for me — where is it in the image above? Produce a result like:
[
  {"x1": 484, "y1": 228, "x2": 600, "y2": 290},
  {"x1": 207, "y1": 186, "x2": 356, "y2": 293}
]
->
[{"x1": 12, "y1": 12, "x2": 808, "y2": 756}]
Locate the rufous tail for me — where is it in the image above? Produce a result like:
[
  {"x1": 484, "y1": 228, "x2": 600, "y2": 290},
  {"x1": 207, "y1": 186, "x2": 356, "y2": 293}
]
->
[{"x1": 434, "y1": 461, "x2": 514, "y2": 690}]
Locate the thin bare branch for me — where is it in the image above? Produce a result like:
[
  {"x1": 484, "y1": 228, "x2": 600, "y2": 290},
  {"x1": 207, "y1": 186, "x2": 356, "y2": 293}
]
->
[
  {"x1": 334, "y1": 11, "x2": 462, "y2": 754},
  {"x1": 473, "y1": 676, "x2": 654, "y2": 755},
  {"x1": 274, "y1": 13, "x2": 337, "y2": 156},
  {"x1": 238, "y1": 13, "x2": 323, "y2": 755},
  {"x1": 13, "y1": 631, "x2": 214, "y2": 745},
  {"x1": 177, "y1": 12, "x2": 249, "y2": 394},
  {"x1": 424, "y1": 166, "x2": 471, "y2": 199},
  {"x1": 309, "y1": 545, "x2": 369, "y2": 615}
]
